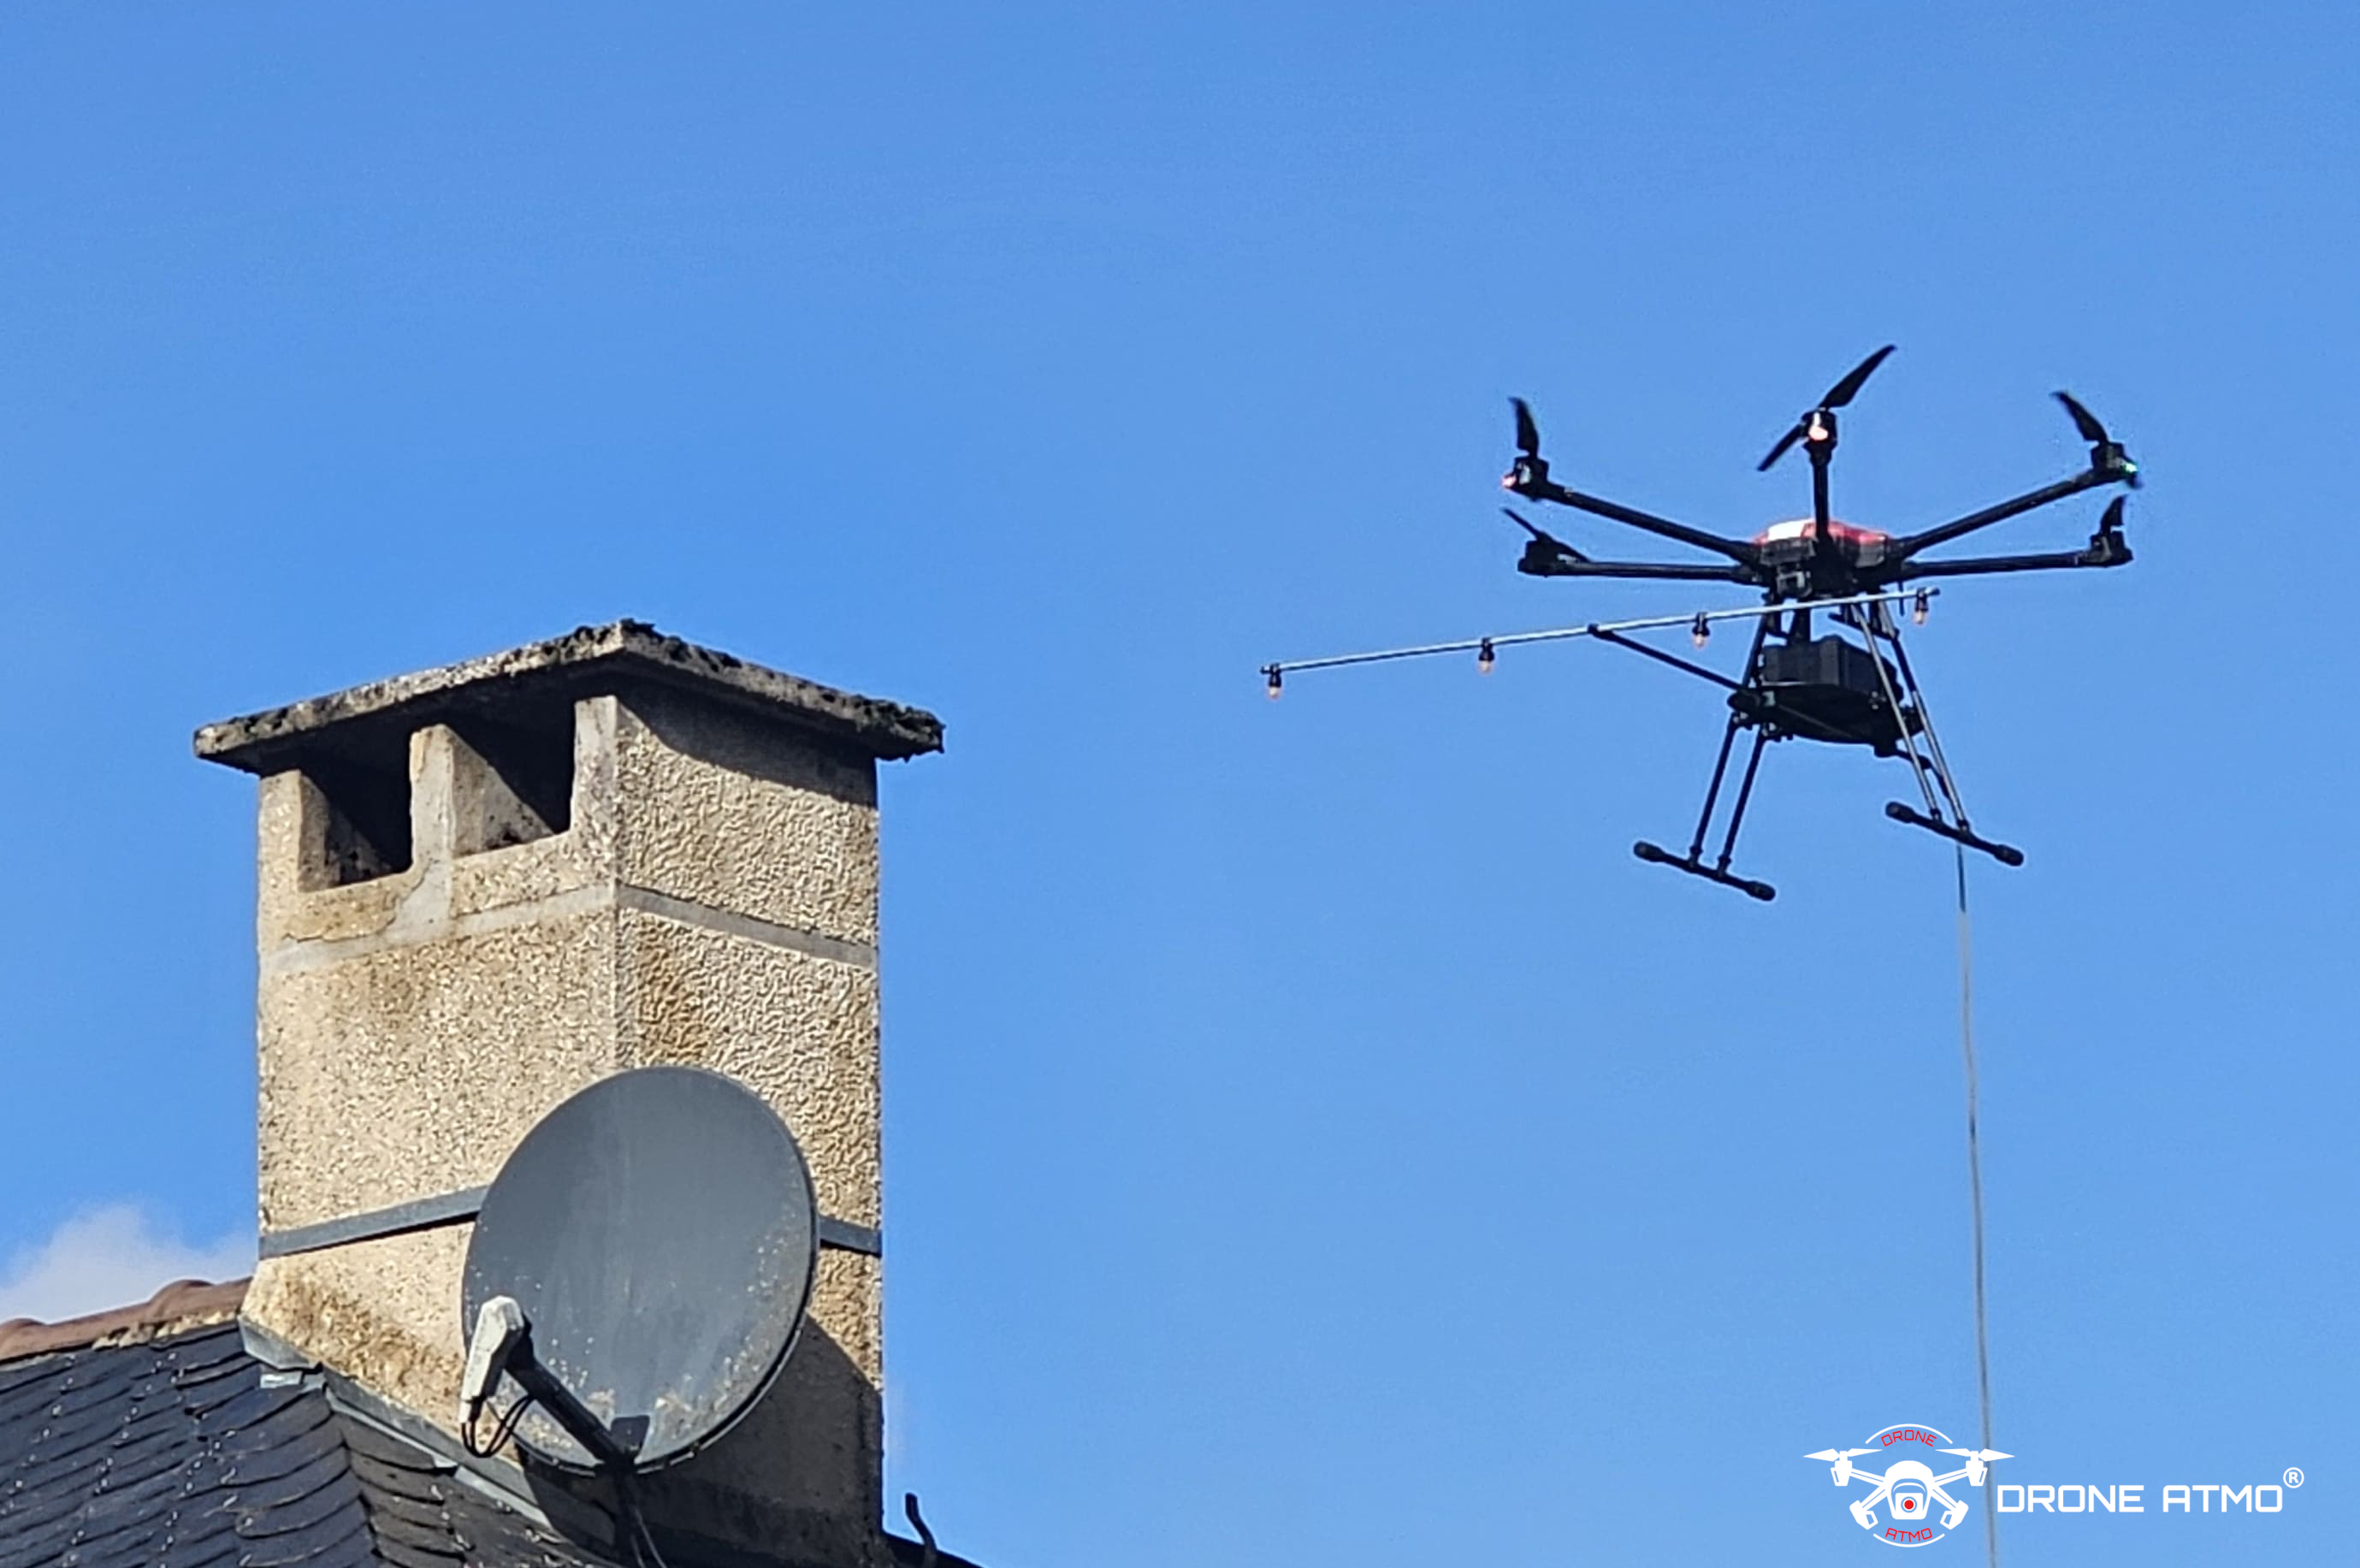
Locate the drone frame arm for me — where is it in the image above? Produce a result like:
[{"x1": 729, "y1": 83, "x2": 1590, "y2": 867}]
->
[
  {"x1": 1517, "y1": 551, "x2": 1757, "y2": 583},
  {"x1": 1511, "y1": 476, "x2": 1763, "y2": 566},
  {"x1": 1894, "y1": 533, "x2": 2132, "y2": 581},
  {"x1": 1890, "y1": 464, "x2": 2128, "y2": 561}
]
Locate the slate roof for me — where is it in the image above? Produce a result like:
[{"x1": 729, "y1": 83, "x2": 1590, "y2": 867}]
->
[{"x1": 0, "y1": 1298, "x2": 967, "y2": 1568}]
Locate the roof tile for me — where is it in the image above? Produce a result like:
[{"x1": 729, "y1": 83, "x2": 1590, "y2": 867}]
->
[{"x1": 1, "y1": 1311, "x2": 985, "y2": 1568}]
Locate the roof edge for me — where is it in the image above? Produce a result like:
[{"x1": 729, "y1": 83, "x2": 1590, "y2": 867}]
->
[
  {"x1": 0, "y1": 1276, "x2": 251, "y2": 1364},
  {"x1": 193, "y1": 620, "x2": 944, "y2": 772}
]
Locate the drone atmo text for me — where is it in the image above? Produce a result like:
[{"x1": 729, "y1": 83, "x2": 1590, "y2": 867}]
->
[{"x1": 1261, "y1": 346, "x2": 2142, "y2": 899}]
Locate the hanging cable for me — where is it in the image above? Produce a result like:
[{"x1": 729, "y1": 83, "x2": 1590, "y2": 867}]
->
[
  {"x1": 462, "y1": 1389, "x2": 541, "y2": 1459},
  {"x1": 612, "y1": 1470, "x2": 673, "y2": 1568},
  {"x1": 1955, "y1": 846, "x2": 1998, "y2": 1568}
]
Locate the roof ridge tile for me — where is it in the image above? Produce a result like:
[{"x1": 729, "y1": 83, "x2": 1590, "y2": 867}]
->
[{"x1": 0, "y1": 1279, "x2": 251, "y2": 1366}]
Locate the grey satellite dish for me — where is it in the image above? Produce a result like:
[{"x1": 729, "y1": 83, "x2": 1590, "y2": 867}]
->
[{"x1": 460, "y1": 1066, "x2": 819, "y2": 1472}]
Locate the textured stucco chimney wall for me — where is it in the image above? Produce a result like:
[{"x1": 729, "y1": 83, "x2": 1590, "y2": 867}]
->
[{"x1": 194, "y1": 623, "x2": 941, "y2": 1568}]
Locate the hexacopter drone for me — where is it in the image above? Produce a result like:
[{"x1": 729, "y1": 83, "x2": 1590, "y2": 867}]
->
[
  {"x1": 1260, "y1": 346, "x2": 2142, "y2": 899},
  {"x1": 1807, "y1": 1444, "x2": 2011, "y2": 1535}
]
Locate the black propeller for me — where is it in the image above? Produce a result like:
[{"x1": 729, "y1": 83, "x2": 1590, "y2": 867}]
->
[
  {"x1": 1503, "y1": 397, "x2": 1558, "y2": 497},
  {"x1": 1511, "y1": 396, "x2": 1541, "y2": 459},
  {"x1": 2054, "y1": 389, "x2": 2109, "y2": 446},
  {"x1": 1758, "y1": 344, "x2": 1896, "y2": 470},
  {"x1": 1503, "y1": 506, "x2": 1586, "y2": 562},
  {"x1": 2081, "y1": 494, "x2": 2134, "y2": 565},
  {"x1": 2054, "y1": 389, "x2": 2141, "y2": 488}
]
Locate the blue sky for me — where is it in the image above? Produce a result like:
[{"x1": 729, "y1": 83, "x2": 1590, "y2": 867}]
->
[{"x1": 2, "y1": 4, "x2": 2353, "y2": 1563}]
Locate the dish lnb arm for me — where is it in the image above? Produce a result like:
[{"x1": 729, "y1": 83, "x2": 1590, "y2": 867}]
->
[
  {"x1": 461, "y1": 1297, "x2": 525, "y2": 1423},
  {"x1": 463, "y1": 1294, "x2": 650, "y2": 1472}
]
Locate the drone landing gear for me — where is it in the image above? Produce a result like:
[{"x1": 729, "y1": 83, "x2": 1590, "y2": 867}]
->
[
  {"x1": 1634, "y1": 704, "x2": 1778, "y2": 901},
  {"x1": 1884, "y1": 802, "x2": 2025, "y2": 867},
  {"x1": 1842, "y1": 604, "x2": 2028, "y2": 871},
  {"x1": 1634, "y1": 839, "x2": 1776, "y2": 901}
]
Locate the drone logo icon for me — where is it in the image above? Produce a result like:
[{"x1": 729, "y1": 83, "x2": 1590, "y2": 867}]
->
[{"x1": 1807, "y1": 1423, "x2": 2008, "y2": 1547}]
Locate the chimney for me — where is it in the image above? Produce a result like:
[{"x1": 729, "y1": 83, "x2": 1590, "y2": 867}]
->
[{"x1": 195, "y1": 622, "x2": 941, "y2": 1566}]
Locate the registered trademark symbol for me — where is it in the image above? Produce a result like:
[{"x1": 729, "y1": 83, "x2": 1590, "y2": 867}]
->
[{"x1": 2284, "y1": 1467, "x2": 2305, "y2": 1488}]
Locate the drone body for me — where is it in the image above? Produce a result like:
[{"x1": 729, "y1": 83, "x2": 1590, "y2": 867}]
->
[
  {"x1": 1497, "y1": 346, "x2": 2139, "y2": 898},
  {"x1": 1263, "y1": 346, "x2": 2142, "y2": 899}
]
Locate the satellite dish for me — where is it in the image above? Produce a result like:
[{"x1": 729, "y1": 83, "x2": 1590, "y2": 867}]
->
[{"x1": 461, "y1": 1066, "x2": 819, "y2": 1471}]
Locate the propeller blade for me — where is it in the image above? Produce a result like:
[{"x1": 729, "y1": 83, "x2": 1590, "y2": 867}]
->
[
  {"x1": 1805, "y1": 1450, "x2": 1844, "y2": 1462},
  {"x1": 1511, "y1": 396, "x2": 1541, "y2": 458},
  {"x1": 1807, "y1": 1448, "x2": 1877, "y2": 1461},
  {"x1": 1501, "y1": 506, "x2": 1587, "y2": 561},
  {"x1": 1758, "y1": 422, "x2": 1807, "y2": 471},
  {"x1": 1938, "y1": 1448, "x2": 2013, "y2": 1462},
  {"x1": 2099, "y1": 494, "x2": 2126, "y2": 532},
  {"x1": 2054, "y1": 389, "x2": 2109, "y2": 446},
  {"x1": 1821, "y1": 344, "x2": 1896, "y2": 410}
]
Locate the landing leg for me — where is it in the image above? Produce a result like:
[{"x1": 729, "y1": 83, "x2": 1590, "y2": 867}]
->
[
  {"x1": 1684, "y1": 710, "x2": 1744, "y2": 862},
  {"x1": 1872, "y1": 622, "x2": 2026, "y2": 868},
  {"x1": 1635, "y1": 726, "x2": 1777, "y2": 902},
  {"x1": 1884, "y1": 802, "x2": 2026, "y2": 867},
  {"x1": 1635, "y1": 621, "x2": 1782, "y2": 902},
  {"x1": 1714, "y1": 729, "x2": 1768, "y2": 876}
]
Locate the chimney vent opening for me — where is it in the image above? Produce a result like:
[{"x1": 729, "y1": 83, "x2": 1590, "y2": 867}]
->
[
  {"x1": 301, "y1": 756, "x2": 412, "y2": 887},
  {"x1": 449, "y1": 713, "x2": 574, "y2": 855}
]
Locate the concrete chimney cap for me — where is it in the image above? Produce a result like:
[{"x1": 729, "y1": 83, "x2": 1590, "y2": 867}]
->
[{"x1": 192, "y1": 618, "x2": 944, "y2": 773}]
